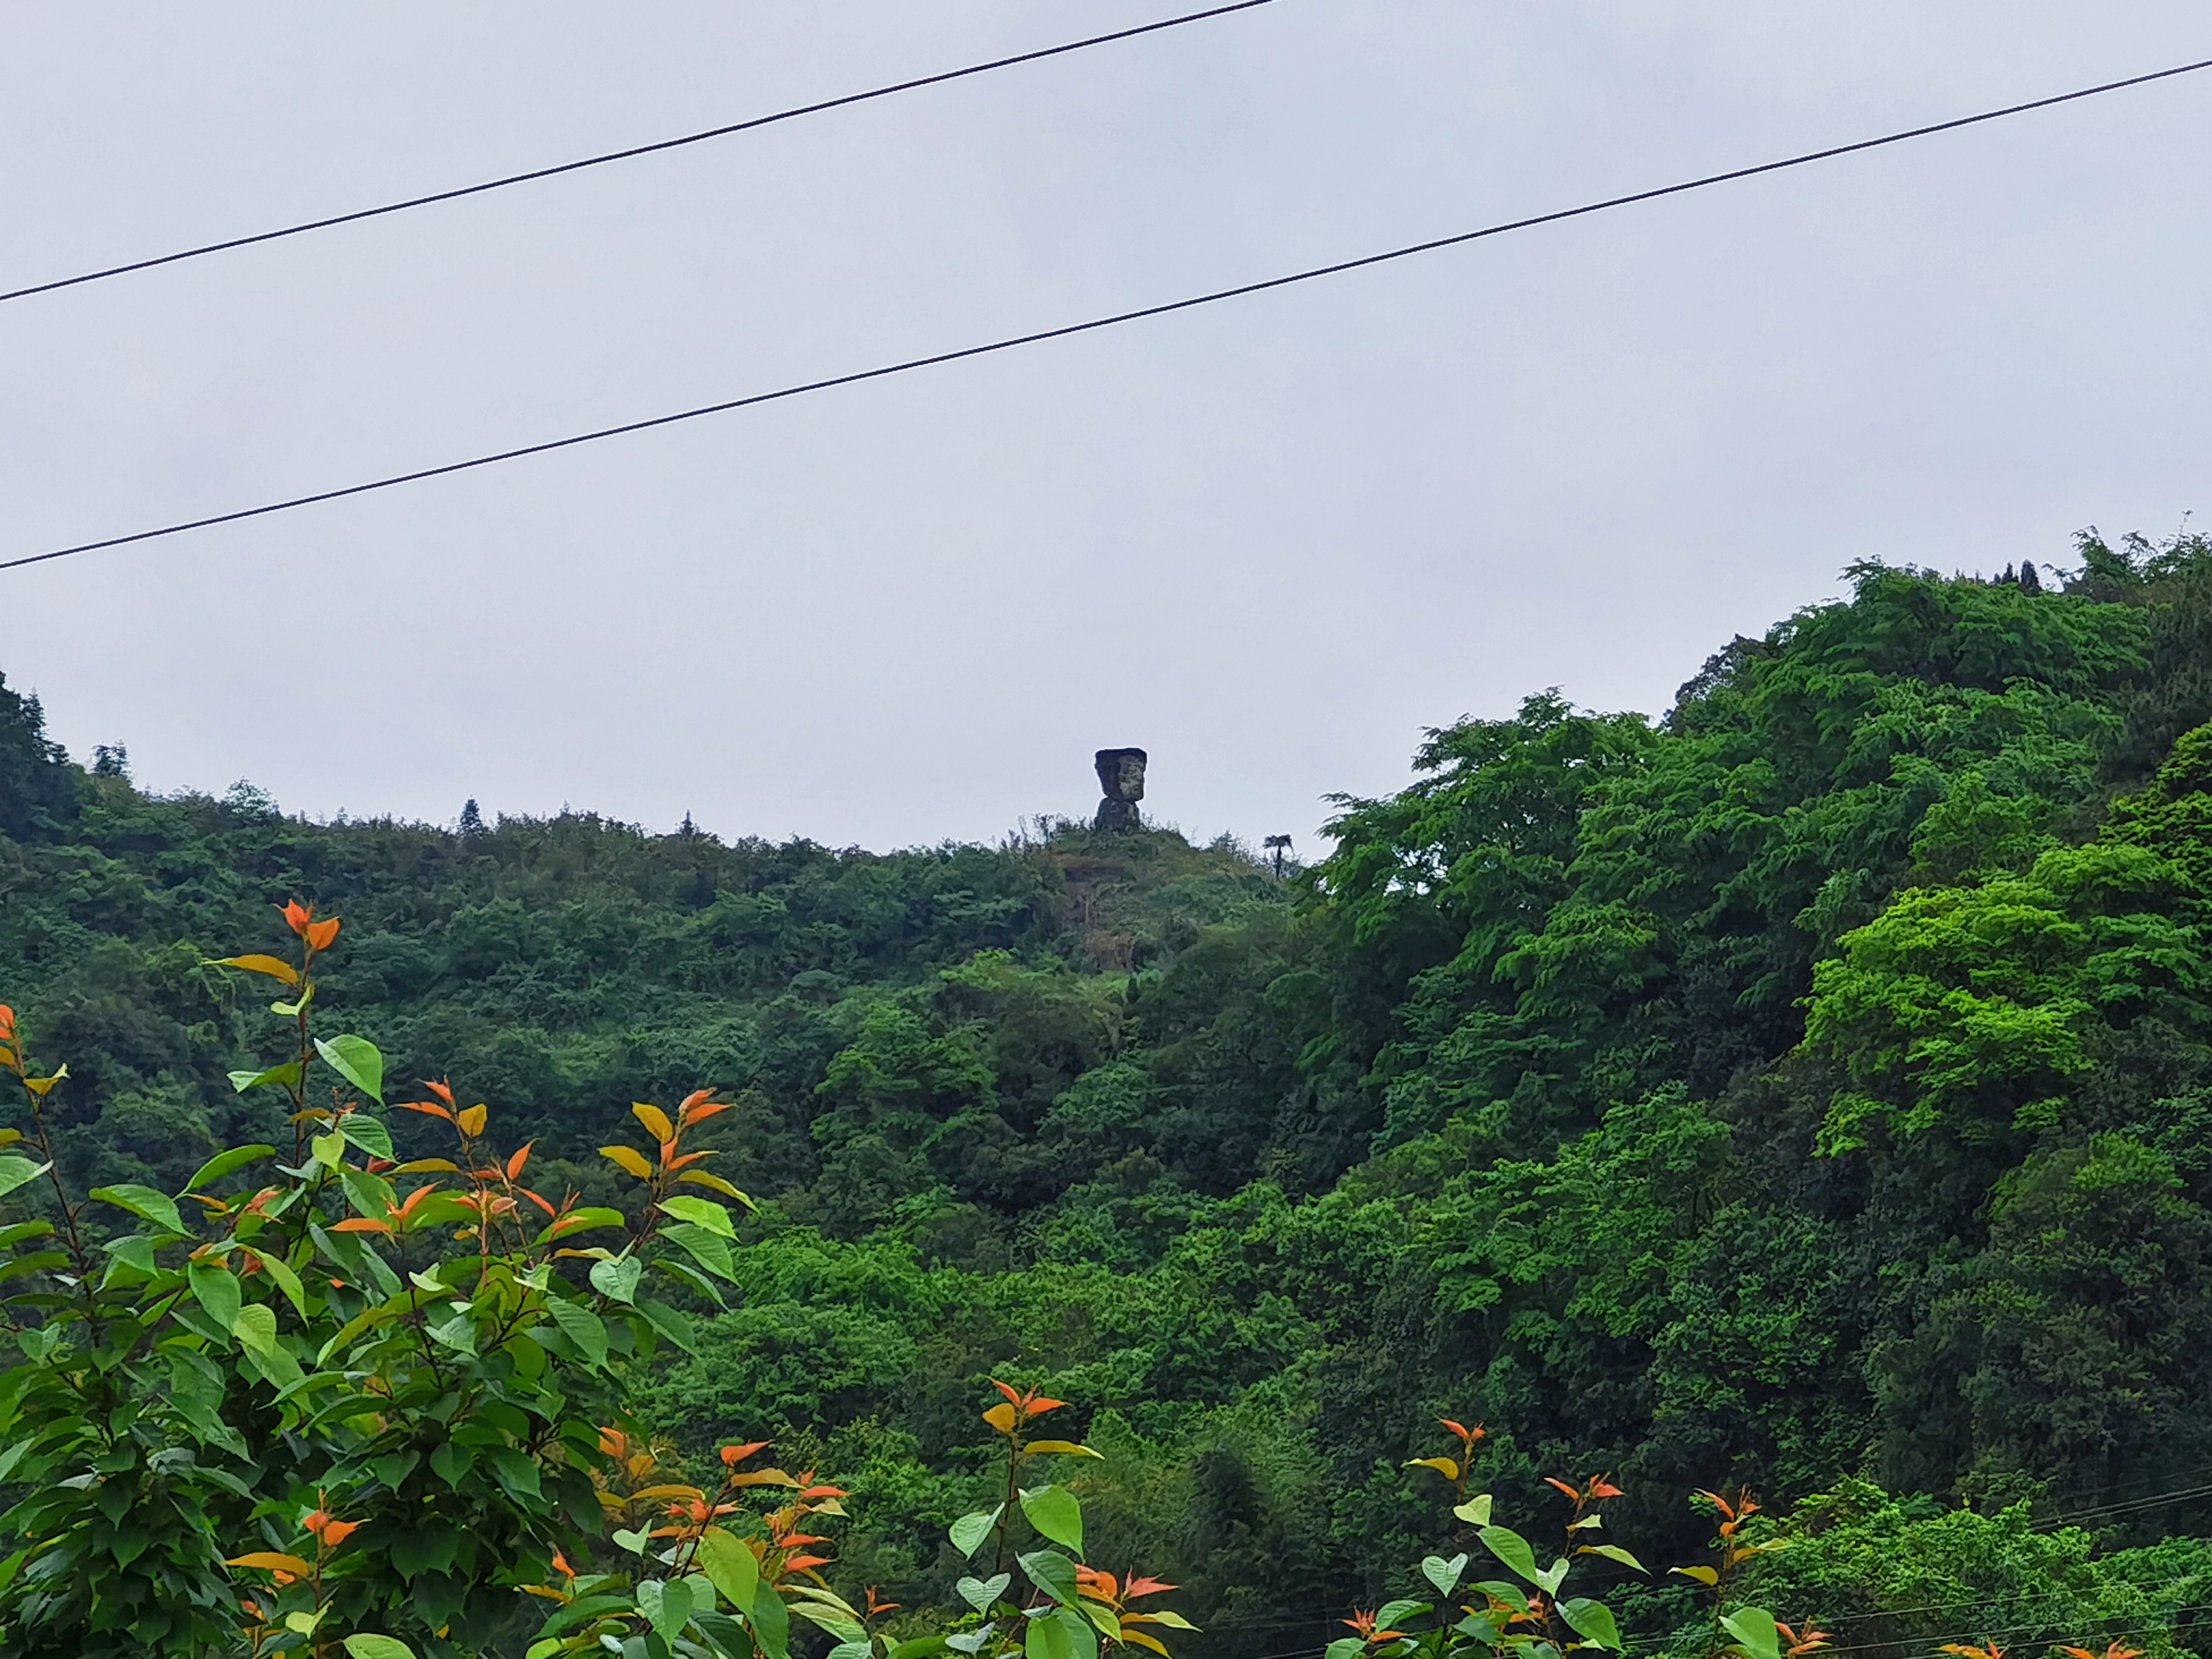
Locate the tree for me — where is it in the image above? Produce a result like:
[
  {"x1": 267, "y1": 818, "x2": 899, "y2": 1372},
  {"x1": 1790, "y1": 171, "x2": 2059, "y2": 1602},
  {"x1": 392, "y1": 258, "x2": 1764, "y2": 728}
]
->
[{"x1": 0, "y1": 669, "x2": 74, "y2": 840}]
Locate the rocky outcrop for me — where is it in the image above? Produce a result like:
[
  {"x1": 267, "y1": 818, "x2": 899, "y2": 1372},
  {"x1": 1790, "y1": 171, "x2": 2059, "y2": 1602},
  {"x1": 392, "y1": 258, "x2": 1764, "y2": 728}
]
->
[{"x1": 1093, "y1": 748, "x2": 1147, "y2": 833}]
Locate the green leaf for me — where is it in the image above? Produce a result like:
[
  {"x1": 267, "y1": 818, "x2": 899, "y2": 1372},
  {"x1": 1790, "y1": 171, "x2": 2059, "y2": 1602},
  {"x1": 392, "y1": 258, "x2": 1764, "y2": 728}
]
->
[
  {"x1": 337, "y1": 1166, "x2": 397, "y2": 1221},
  {"x1": 654, "y1": 1255, "x2": 730, "y2": 1309},
  {"x1": 1421, "y1": 1553, "x2": 1469, "y2": 1595},
  {"x1": 532, "y1": 1595, "x2": 638, "y2": 1643},
  {"x1": 340, "y1": 1114, "x2": 394, "y2": 1159},
  {"x1": 315, "y1": 1035, "x2": 384, "y2": 1104},
  {"x1": 431, "y1": 1441, "x2": 471, "y2": 1488},
  {"x1": 312, "y1": 1130, "x2": 347, "y2": 1169},
  {"x1": 792, "y1": 1603, "x2": 868, "y2": 1643},
  {"x1": 228, "y1": 1062, "x2": 302, "y2": 1096},
  {"x1": 949, "y1": 1506, "x2": 1002, "y2": 1558},
  {"x1": 0, "y1": 1158, "x2": 52, "y2": 1202},
  {"x1": 425, "y1": 1305, "x2": 478, "y2": 1356},
  {"x1": 244, "y1": 1246, "x2": 309, "y2": 1318},
  {"x1": 488, "y1": 1447, "x2": 543, "y2": 1504},
  {"x1": 90, "y1": 1182, "x2": 185, "y2": 1236},
  {"x1": 100, "y1": 1233, "x2": 157, "y2": 1279},
  {"x1": 1018, "y1": 1549, "x2": 1082, "y2": 1609},
  {"x1": 640, "y1": 1578, "x2": 695, "y2": 1645},
  {"x1": 1477, "y1": 1525, "x2": 1540, "y2": 1586},
  {"x1": 1373, "y1": 1600, "x2": 1429, "y2": 1630},
  {"x1": 187, "y1": 1262, "x2": 242, "y2": 1334},
  {"x1": 1025, "y1": 1607, "x2": 1098, "y2": 1659},
  {"x1": 957, "y1": 1574, "x2": 1011, "y2": 1612},
  {"x1": 1558, "y1": 1600, "x2": 1623, "y2": 1652},
  {"x1": 1019, "y1": 1484, "x2": 1084, "y2": 1553},
  {"x1": 751, "y1": 1581, "x2": 791, "y2": 1659},
  {"x1": 1078, "y1": 1601, "x2": 1122, "y2": 1645},
  {"x1": 230, "y1": 1304, "x2": 303, "y2": 1389},
  {"x1": 315, "y1": 1290, "x2": 415, "y2": 1363},
  {"x1": 589, "y1": 1253, "x2": 643, "y2": 1305},
  {"x1": 1720, "y1": 1609, "x2": 1780, "y2": 1659},
  {"x1": 662, "y1": 1221, "x2": 737, "y2": 1280},
  {"x1": 544, "y1": 1297, "x2": 609, "y2": 1369},
  {"x1": 1452, "y1": 1494, "x2": 1493, "y2": 1527},
  {"x1": 698, "y1": 1527, "x2": 760, "y2": 1612},
  {"x1": 344, "y1": 1638, "x2": 418, "y2": 1659},
  {"x1": 657, "y1": 1193, "x2": 736, "y2": 1237},
  {"x1": 185, "y1": 1144, "x2": 275, "y2": 1192},
  {"x1": 1577, "y1": 1543, "x2": 1647, "y2": 1573},
  {"x1": 639, "y1": 1297, "x2": 699, "y2": 1354},
  {"x1": 692, "y1": 1609, "x2": 756, "y2": 1659}
]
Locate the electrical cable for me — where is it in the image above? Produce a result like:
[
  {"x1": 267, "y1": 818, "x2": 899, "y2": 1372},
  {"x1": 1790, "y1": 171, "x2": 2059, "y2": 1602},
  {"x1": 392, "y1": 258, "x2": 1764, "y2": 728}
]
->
[
  {"x1": 1613, "y1": 1471, "x2": 2212, "y2": 1635},
  {"x1": 2054, "y1": 1481, "x2": 2212, "y2": 1526},
  {"x1": 0, "y1": 0, "x2": 1282, "y2": 307},
  {"x1": 1721, "y1": 1601, "x2": 2212, "y2": 1659},
  {"x1": 1494, "y1": 1466, "x2": 2212, "y2": 1643},
  {"x1": 1610, "y1": 1592, "x2": 2212, "y2": 1657},
  {"x1": 7, "y1": 50, "x2": 2210, "y2": 576},
  {"x1": 1748, "y1": 1566, "x2": 2211, "y2": 1639}
]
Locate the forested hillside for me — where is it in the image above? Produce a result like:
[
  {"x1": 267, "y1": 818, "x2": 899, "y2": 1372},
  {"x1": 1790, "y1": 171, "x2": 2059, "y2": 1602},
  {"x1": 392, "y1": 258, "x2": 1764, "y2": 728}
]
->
[{"x1": 6, "y1": 531, "x2": 2212, "y2": 1654}]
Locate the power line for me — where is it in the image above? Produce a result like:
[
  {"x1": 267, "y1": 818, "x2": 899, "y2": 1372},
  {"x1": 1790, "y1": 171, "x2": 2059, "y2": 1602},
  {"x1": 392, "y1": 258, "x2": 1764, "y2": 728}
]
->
[
  {"x1": 8, "y1": 50, "x2": 2211, "y2": 577},
  {"x1": 0, "y1": 0, "x2": 1282, "y2": 307},
  {"x1": 1735, "y1": 1469, "x2": 2212, "y2": 1633},
  {"x1": 2054, "y1": 1480, "x2": 2212, "y2": 1526},
  {"x1": 1528, "y1": 1466, "x2": 2212, "y2": 1640},
  {"x1": 1619, "y1": 1607, "x2": 2212, "y2": 1659},
  {"x1": 1761, "y1": 1564, "x2": 2210, "y2": 1639}
]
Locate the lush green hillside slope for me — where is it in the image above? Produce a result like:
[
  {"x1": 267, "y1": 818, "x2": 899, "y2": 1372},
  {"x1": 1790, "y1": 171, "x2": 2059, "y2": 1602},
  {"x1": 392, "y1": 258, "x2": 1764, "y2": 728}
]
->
[{"x1": 6, "y1": 531, "x2": 2212, "y2": 1654}]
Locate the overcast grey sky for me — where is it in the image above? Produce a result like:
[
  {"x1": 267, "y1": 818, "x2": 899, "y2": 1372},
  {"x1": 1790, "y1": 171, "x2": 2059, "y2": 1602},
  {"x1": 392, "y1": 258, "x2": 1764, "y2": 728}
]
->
[{"x1": 3, "y1": 3, "x2": 2207, "y2": 851}]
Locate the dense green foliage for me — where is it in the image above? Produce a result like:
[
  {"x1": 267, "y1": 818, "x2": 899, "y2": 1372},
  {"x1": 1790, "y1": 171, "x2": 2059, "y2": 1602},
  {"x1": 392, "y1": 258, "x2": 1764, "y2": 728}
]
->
[{"x1": 7, "y1": 530, "x2": 2212, "y2": 1654}]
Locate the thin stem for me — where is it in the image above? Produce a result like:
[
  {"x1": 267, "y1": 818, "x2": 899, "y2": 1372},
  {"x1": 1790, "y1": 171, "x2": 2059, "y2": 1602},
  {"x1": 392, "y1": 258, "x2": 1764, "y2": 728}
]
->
[
  {"x1": 4, "y1": 1028, "x2": 98, "y2": 1334},
  {"x1": 21, "y1": 1085, "x2": 91, "y2": 1282},
  {"x1": 994, "y1": 1421, "x2": 1024, "y2": 1581}
]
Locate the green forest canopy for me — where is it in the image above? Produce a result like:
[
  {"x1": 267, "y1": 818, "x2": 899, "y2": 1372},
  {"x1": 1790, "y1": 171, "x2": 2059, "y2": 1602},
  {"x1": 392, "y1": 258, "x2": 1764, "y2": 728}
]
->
[{"x1": 6, "y1": 531, "x2": 2212, "y2": 1652}]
